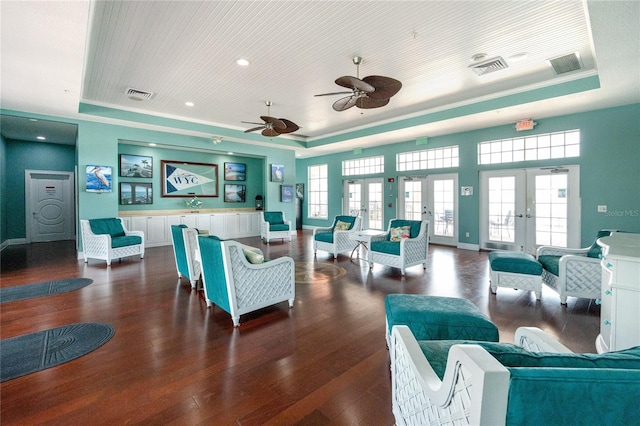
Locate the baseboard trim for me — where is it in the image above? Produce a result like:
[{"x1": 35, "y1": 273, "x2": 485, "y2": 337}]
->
[
  {"x1": 457, "y1": 242, "x2": 480, "y2": 251},
  {"x1": 1, "y1": 238, "x2": 28, "y2": 251}
]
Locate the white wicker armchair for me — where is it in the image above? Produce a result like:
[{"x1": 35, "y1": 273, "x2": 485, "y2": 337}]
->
[
  {"x1": 260, "y1": 211, "x2": 292, "y2": 244},
  {"x1": 390, "y1": 325, "x2": 614, "y2": 426},
  {"x1": 170, "y1": 225, "x2": 201, "y2": 288},
  {"x1": 536, "y1": 230, "x2": 614, "y2": 304},
  {"x1": 195, "y1": 236, "x2": 295, "y2": 327},
  {"x1": 313, "y1": 215, "x2": 362, "y2": 259},
  {"x1": 368, "y1": 219, "x2": 429, "y2": 275},
  {"x1": 80, "y1": 218, "x2": 144, "y2": 266}
]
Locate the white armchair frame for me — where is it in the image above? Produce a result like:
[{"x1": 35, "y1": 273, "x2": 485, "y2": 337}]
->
[
  {"x1": 313, "y1": 216, "x2": 362, "y2": 259},
  {"x1": 369, "y1": 219, "x2": 430, "y2": 275},
  {"x1": 80, "y1": 218, "x2": 144, "y2": 266},
  {"x1": 196, "y1": 238, "x2": 295, "y2": 327},
  {"x1": 260, "y1": 211, "x2": 292, "y2": 244},
  {"x1": 536, "y1": 230, "x2": 614, "y2": 304},
  {"x1": 170, "y1": 225, "x2": 201, "y2": 288},
  {"x1": 390, "y1": 325, "x2": 573, "y2": 426}
]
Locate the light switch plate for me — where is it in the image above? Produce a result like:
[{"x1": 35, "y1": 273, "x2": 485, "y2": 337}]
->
[{"x1": 598, "y1": 205, "x2": 607, "y2": 212}]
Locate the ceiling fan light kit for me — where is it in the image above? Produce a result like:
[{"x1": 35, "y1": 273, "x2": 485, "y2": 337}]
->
[{"x1": 315, "y1": 56, "x2": 402, "y2": 112}]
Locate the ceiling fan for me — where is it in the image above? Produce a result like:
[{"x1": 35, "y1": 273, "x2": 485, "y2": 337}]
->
[
  {"x1": 243, "y1": 101, "x2": 299, "y2": 137},
  {"x1": 315, "y1": 56, "x2": 402, "y2": 111}
]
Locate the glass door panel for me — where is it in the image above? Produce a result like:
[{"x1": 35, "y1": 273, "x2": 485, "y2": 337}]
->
[{"x1": 343, "y1": 178, "x2": 384, "y2": 230}]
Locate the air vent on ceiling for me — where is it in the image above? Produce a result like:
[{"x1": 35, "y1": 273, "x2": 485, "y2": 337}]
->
[
  {"x1": 547, "y1": 53, "x2": 583, "y2": 75},
  {"x1": 125, "y1": 87, "x2": 156, "y2": 101},
  {"x1": 469, "y1": 56, "x2": 509, "y2": 76}
]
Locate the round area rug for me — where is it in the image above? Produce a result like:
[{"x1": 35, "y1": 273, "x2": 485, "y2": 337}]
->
[{"x1": 295, "y1": 262, "x2": 347, "y2": 284}]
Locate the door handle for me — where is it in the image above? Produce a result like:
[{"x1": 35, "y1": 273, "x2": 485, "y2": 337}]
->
[
  {"x1": 526, "y1": 214, "x2": 532, "y2": 218},
  {"x1": 515, "y1": 213, "x2": 523, "y2": 218}
]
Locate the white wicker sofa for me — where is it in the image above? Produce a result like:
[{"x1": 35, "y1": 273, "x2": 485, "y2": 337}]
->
[
  {"x1": 80, "y1": 218, "x2": 144, "y2": 266},
  {"x1": 390, "y1": 325, "x2": 640, "y2": 426}
]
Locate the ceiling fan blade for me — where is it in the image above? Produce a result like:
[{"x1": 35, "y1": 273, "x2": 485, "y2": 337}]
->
[
  {"x1": 278, "y1": 118, "x2": 299, "y2": 134},
  {"x1": 245, "y1": 125, "x2": 266, "y2": 133},
  {"x1": 362, "y1": 76, "x2": 402, "y2": 100},
  {"x1": 335, "y1": 76, "x2": 375, "y2": 93},
  {"x1": 356, "y1": 96, "x2": 390, "y2": 109},
  {"x1": 333, "y1": 95, "x2": 358, "y2": 111},
  {"x1": 260, "y1": 116, "x2": 286, "y2": 130},
  {"x1": 241, "y1": 121, "x2": 265, "y2": 125},
  {"x1": 262, "y1": 128, "x2": 280, "y2": 137},
  {"x1": 314, "y1": 91, "x2": 353, "y2": 97}
]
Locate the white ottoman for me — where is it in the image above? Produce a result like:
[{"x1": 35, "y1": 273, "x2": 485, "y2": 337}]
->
[{"x1": 489, "y1": 251, "x2": 543, "y2": 300}]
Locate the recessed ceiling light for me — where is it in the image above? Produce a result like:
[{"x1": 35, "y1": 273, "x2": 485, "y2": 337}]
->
[
  {"x1": 508, "y1": 52, "x2": 529, "y2": 62},
  {"x1": 185, "y1": 101, "x2": 194, "y2": 107},
  {"x1": 236, "y1": 58, "x2": 250, "y2": 66},
  {"x1": 36, "y1": 136, "x2": 46, "y2": 140},
  {"x1": 470, "y1": 53, "x2": 488, "y2": 62},
  {"x1": 149, "y1": 143, "x2": 157, "y2": 147}
]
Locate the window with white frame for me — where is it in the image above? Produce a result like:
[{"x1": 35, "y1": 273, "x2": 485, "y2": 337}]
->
[
  {"x1": 308, "y1": 164, "x2": 328, "y2": 218},
  {"x1": 342, "y1": 156, "x2": 384, "y2": 176},
  {"x1": 396, "y1": 146, "x2": 459, "y2": 171},
  {"x1": 477, "y1": 130, "x2": 580, "y2": 165}
]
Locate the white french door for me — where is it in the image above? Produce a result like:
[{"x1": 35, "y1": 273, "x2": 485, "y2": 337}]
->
[
  {"x1": 343, "y1": 178, "x2": 384, "y2": 230},
  {"x1": 480, "y1": 166, "x2": 580, "y2": 253},
  {"x1": 398, "y1": 174, "x2": 458, "y2": 246}
]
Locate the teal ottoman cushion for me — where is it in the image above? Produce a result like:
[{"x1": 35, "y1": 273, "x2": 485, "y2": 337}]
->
[
  {"x1": 385, "y1": 294, "x2": 499, "y2": 342},
  {"x1": 489, "y1": 251, "x2": 542, "y2": 275}
]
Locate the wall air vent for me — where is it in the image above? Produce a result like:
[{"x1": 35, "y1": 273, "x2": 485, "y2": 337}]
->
[
  {"x1": 125, "y1": 87, "x2": 156, "y2": 101},
  {"x1": 469, "y1": 56, "x2": 509, "y2": 76},
  {"x1": 547, "y1": 53, "x2": 583, "y2": 75}
]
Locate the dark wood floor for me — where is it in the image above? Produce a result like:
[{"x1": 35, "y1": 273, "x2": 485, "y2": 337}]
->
[{"x1": 0, "y1": 232, "x2": 600, "y2": 425}]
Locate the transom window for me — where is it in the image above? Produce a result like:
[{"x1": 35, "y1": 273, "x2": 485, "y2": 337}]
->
[
  {"x1": 342, "y1": 156, "x2": 384, "y2": 176},
  {"x1": 308, "y1": 164, "x2": 328, "y2": 218},
  {"x1": 397, "y1": 146, "x2": 459, "y2": 171},
  {"x1": 478, "y1": 130, "x2": 580, "y2": 165}
]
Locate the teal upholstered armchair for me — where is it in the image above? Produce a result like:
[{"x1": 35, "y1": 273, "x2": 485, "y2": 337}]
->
[
  {"x1": 195, "y1": 235, "x2": 295, "y2": 326},
  {"x1": 313, "y1": 215, "x2": 362, "y2": 259},
  {"x1": 391, "y1": 325, "x2": 640, "y2": 426},
  {"x1": 170, "y1": 225, "x2": 201, "y2": 288},
  {"x1": 260, "y1": 211, "x2": 292, "y2": 244},
  {"x1": 368, "y1": 219, "x2": 429, "y2": 275},
  {"x1": 80, "y1": 218, "x2": 144, "y2": 266},
  {"x1": 536, "y1": 230, "x2": 615, "y2": 304}
]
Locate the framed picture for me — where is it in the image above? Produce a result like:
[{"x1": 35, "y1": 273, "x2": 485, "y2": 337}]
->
[
  {"x1": 271, "y1": 164, "x2": 284, "y2": 182},
  {"x1": 224, "y1": 184, "x2": 246, "y2": 203},
  {"x1": 86, "y1": 165, "x2": 112, "y2": 192},
  {"x1": 281, "y1": 184, "x2": 294, "y2": 203},
  {"x1": 224, "y1": 162, "x2": 246, "y2": 181},
  {"x1": 120, "y1": 182, "x2": 153, "y2": 205},
  {"x1": 120, "y1": 154, "x2": 152, "y2": 178},
  {"x1": 161, "y1": 160, "x2": 218, "y2": 197}
]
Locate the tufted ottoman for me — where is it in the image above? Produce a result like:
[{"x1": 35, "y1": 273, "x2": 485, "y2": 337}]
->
[
  {"x1": 489, "y1": 251, "x2": 543, "y2": 300},
  {"x1": 385, "y1": 294, "x2": 499, "y2": 348}
]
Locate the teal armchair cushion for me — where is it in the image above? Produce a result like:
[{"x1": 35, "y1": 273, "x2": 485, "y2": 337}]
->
[
  {"x1": 171, "y1": 225, "x2": 189, "y2": 277},
  {"x1": 314, "y1": 232, "x2": 334, "y2": 244},
  {"x1": 388, "y1": 219, "x2": 421, "y2": 239},
  {"x1": 269, "y1": 223, "x2": 290, "y2": 231},
  {"x1": 111, "y1": 235, "x2": 142, "y2": 248},
  {"x1": 334, "y1": 215, "x2": 356, "y2": 230},
  {"x1": 197, "y1": 236, "x2": 231, "y2": 313},
  {"x1": 538, "y1": 255, "x2": 561, "y2": 275},
  {"x1": 371, "y1": 240, "x2": 401, "y2": 256},
  {"x1": 89, "y1": 218, "x2": 126, "y2": 238},
  {"x1": 489, "y1": 251, "x2": 543, "y2": 275},
  {"x1": 587, "y1": 230, "x2": 613, "y2": 258},
  {"x1": 263, "y1": 211, "x2": 284, "y2": 225}
]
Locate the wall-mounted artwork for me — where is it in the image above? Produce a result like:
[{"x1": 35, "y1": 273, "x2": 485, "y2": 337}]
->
[
  {"x1": 120, "y1": 182, "x2": 153, "y2": 205},
  {"x1": 224, "y1": 184, "x2": 246, "y2": 203},
  {"x1": 224, "y1": 162, "x2": 246, "y2": 181},
  {"x1": 86, "y1": 165, "x2": 112, "y2": 192},
  {"x1": 120, "y1": 154, "x2": 152, "y2": 178},
  {"x1": 161, "y1": 160, "x2": 218, "y2": 197},
  {"x1": 271, "y1": 164, "x2": 284, "y2": 182},
  {"x1": 281, "y1": 184, "x2": 294, "y2": 203}
]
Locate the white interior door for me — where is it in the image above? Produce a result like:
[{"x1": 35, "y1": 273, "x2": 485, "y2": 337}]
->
[
  {"x1": 343, "y1": 178, "x2": 384, "y2": 230},
  {"x1": 398, "y1": 174, "x2": 458, "y2": 246},
  {"x1": 480, "y1": 166, "x2": 579, "y2": 253},
  {"x1": 25, "y1": 170, "x2": 75, "y2": 243}
]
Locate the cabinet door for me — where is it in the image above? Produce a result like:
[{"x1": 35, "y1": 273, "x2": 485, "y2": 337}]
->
[
  {"x1": 179, "y1": 215, "x2": 197, "y2": 228},
  {"x1": 147, "y1": 216, "x2": 168, "y2": 245},
  {"x1": 196, "y1": 214, "x2": 210, "y2": 232},
  {"x1": 226, "y1": 214, "x2": 241, "y2": 237},
  {"x1": 130, "y1": 217, "x2": 148, "y2": 234},
  {"x1": 208, "y1": 214, "x2": 226, "y2": 238}
]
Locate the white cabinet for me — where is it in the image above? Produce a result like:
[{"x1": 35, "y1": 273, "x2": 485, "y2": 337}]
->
[
  {"x1": 129, "y1": 216, "x2": 168, "y2": 247},
  {"x1": 596, "y1": 233, "x2": 640, "y2": 353},
  {"x1": 120, "y1": 211, "x2": 259, "y2": 247}
]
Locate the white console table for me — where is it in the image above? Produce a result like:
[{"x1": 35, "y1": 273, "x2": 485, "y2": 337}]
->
[{"x1": 596, "y1": 232, "x2": 640, "y2": 353}]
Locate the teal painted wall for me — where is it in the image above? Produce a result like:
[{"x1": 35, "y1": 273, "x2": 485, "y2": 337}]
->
[
  {"x1": 297, "y1": 104, "x2": 640, "y2": 247},
  {"x1": 117, "y1": 143, "x2": 264, "y2": 211},
  {"x1": 3, "y1": 139, "x2": 76, "y2": 239},
  {"x1": 1, "y1": 134, "x2": 7, "y2": 243}
]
